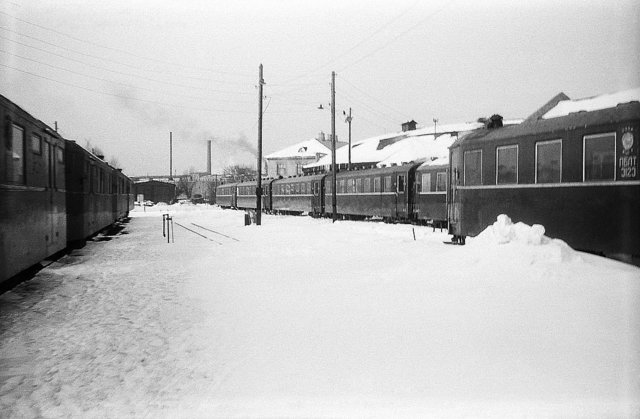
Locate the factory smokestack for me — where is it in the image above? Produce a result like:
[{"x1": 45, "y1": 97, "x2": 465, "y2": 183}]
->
[
  {"x1": 207, "y1": 140, "x2": 212, "y2": 175},
  {"x1": 169, "y1": 131, "x2": 173, "y2": 180}
]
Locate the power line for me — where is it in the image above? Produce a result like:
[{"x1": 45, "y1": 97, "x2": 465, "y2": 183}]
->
[
  {"x1": 341, "y1": 76, "x2": 410, "y2": 121},
  {"x1": 277, "y1": 0, "x2": 421, "y2": 86},
  {"x1": 0, "y1": 26, "x2": 252, "y2": 86},
  {"x1": 338, "y1": 1, "x2": 456, "y2": 72},
  {"x1": 0, "y1": 49, "x2": 255, "y2": 105},
  {"x1": 0, "y1": 10, "x2": 255, "y2": 77},
  {"x1": 0, "y1": 62, "x2": 255, "y2": 114},
  {"x1": 0, "y1": 35, "x2": 255, "y2": 96}
]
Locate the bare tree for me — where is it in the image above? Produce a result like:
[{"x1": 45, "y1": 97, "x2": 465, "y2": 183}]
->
[{"x1": 223, "y1": 164, "x2": 257, "y2": 182}]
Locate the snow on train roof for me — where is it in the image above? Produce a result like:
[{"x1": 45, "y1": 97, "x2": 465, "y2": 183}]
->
[
  {"x1": 542, "y1": 87, "x2": 640, "y2": 119},
  {"x1": 305, "y1": 121, "x2": 483, "y2": 169}
]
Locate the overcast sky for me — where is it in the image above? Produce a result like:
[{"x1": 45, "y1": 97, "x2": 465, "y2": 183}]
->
[{"x1": 1, "y1": 0, "x2": 638, "y2": 176}]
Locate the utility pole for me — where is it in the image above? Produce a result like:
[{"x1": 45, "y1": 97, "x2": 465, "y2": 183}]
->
[
  {"x1": 331, "y1": 71, "x2": 337, "y2": 223},
  {"x1": 345, "y1": 107, "x2": 352, "y2": 171},
  {"x1": 433, "y1": 118, "x2": 438, "y2": 138},
  {"x1": 256, "y1": 64, "x2": 264, "y2": 226},
  {"x1": 169, "y1": 131, "x2": 173, "y2": 180}
]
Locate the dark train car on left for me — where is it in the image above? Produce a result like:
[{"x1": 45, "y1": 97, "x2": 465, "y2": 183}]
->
[
  {"x1": 1, "y1": 95, "x2": 134, "y2": 286},
  {"x1": 1, "y1": 95, "x2": 67, "y2": 283}
]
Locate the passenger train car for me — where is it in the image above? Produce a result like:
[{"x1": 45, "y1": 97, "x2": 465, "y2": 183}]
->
[
  {"x1": 1, "y1": 94, "x2": 134, "y2": 285},
  {"x1": 448, "y1": 95, "x2": 639, "y2": 261}
]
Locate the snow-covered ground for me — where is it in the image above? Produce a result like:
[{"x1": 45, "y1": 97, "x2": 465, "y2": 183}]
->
[{"x1": 1, "y1": 204, "x2": 639, "y2": 418}]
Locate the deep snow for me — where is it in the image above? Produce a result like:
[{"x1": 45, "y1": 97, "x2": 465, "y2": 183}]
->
[{"x1": 1, "y1": 204, "x2": 639, "y2": 418}]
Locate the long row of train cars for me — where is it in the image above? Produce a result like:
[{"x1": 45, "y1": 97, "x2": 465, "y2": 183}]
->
[
  {"x1": 1, "y1": 94, "x2": 134, "y2": 285},
  {"x1": 217, "y1": 90, "x2": 639, "y2": 263}
]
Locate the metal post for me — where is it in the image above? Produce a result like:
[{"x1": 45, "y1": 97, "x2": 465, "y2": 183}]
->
[
  {"x1": 331, "y1": 71, "x2": 337, "y2": 223},
  {"x1": 169, "y1": 132, "x2": 173, "y2": 180},
  {"x1": 256, "y1": 64, "x2": 264, "y2": 226},
  {"x1": 345, "y1": 107, "x2": 352, "y2": 171}
]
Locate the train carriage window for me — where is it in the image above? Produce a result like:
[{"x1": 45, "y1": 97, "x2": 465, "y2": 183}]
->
[
  {"x1": 496, "y1": 145, "x2": 518, "y2": 184},
  {"x1": 536, "y1": 140, "x2": 562, "y2": 183},
  {"x1": 356, "y1": 178, "x2": 362, "y2": 193},
  {"x1": 31, "y1": 134, "x2": 42, "y2": 155},
  {"x1": 421, "y1": 173, "x2": 431, "y2": 192},
  {"x1": 464, "y1": 150, "x2": 482, "y2": 186},
  {"x1": 384, "y1": 176, "x2": 392, "y2": 192},
  {"x1": 397, "y1": 175, "x2": 405, "y2": 193},
  {"x1": 7, "y1": 124, "x2": 25, "y2": 184},
  {"x1": 436, "y1": 172, "x2": 447, "y2": 191},
  {"x1": 584, "y1": 133, "x2": 615, "y2": 181},
  {"x1": 374, "y1": 177, "x2": 381, "y2": 193},
  {"x1": 326, "y1": 181, "x2": 332, "y2": 194},
  {"x1": 56, "y1": 147, "x2": 64, "y2": 164},
  {"x1": 364, "y1": 178, "x2": 370, "y2": 193}
]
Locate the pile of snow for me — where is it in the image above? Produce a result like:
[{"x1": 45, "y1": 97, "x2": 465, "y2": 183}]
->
[{"x1": 470, "y1": 214, "x2": 581, "y2": 263}]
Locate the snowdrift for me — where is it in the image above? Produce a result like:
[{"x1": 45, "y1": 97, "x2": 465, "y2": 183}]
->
[{"x1": 469, "y1": 214, "x2": 581, "y2": 263}]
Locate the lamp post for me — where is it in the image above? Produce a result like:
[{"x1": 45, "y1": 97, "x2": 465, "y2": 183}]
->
[{"x1": 344, "y1": 108, "x2": 353, "y2": 171}]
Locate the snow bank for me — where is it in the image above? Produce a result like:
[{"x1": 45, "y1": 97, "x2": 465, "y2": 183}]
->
[{"x1": 470, "y1": 214, "x2": 581, "y2": 263}]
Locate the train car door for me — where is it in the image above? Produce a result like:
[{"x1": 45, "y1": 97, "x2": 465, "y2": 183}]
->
[
  {"x1": 396, "y1": 172, "x2": 407, "y2": 219},
  {"x1": 448, "y1": 146, "x2": 462, "y2": 235},
  {"x1": 45, "y1": 142, "x2": 56, "y2": 253},
  {"x1": 311, "y1": 179, "x2": 323, "y2": 215}
]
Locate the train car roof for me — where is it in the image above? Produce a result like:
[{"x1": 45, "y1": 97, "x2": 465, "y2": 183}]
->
[
  {"x1": 235, "y1": 178, "x2": 277, "y2": 187},
  {"x1": 325, "y1": 162, "x2": 422, "y2": 178},
  {"x1": 272, "y1": 173, "x2": 327, "y2": 184},
  {"x1": 452, "y1": 91, "x2": 640, "y2": 148},
  {"x1": 1, "y1": 94, "x2": 64, "y2": 141}
]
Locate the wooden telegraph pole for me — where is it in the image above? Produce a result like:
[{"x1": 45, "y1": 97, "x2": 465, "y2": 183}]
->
[
  {"x1": 331, "y1": 71, "x2": 337, "y2": 223},
  {"x1": 345, "y1": 107, "x2": 352, "y2": 171},
  {"x1": 256, "y1": 64, "x2": 264, "y2": 226},
  {"x1": 169, "y1": 131, "x2": 173, "y2": 181}
]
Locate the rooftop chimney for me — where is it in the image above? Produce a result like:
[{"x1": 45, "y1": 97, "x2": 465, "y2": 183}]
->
[{"x1": 402, "y1": 120, "x2": 417, "y2": 132}]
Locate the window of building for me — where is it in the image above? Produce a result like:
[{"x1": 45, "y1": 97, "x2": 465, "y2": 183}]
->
[
  {"x1": 397, "y1": 175, "x2": 405, "y2": 193},
  {"x1": 536, "y1": 140, "x2": 562, "y2": 183},
  {"x1": 384, "y1": 176, "x2": 392, "y2": 192},
  {"x1": 436, "y1": 172, "x2": 447, "y2": 191},
  {"x1": 374, "y1": 177, "x2": 381, "y2": 192},
  {"x1": 496, "y1": 145, "x2": 518, "y2": 184},
  {"x1": 296, "y1": 163, "x2": 303, "y2": 175},
  {"x1": 584, "y1": 133, "x2": 615, "y2": 181},
  {"x1": 31, "y1": 134, "x2": 42, "y2": 155},
  {"x1": 421, "y1": 173, "x2": 431, "y2": 192},
  {"x1": 7, "y1": 124, "x2": 25, "y2": 184},
  {"x1": 464, "y1": 150, "x2": 482, "y2": 185},
  {"x1": 277, "y1": 163, "x2": 286, "y2": 177}
]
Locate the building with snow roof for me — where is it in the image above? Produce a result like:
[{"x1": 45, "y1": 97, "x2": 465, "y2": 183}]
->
[
  {"x1": 304, "y1": 121, "x2": 490, "y2": 173},
  {"x1": 264, "y1": 132, "x2": 347, "y2": 178}
]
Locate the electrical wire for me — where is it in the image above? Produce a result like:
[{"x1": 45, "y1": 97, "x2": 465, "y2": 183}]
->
[
  {"x1": 0, "y1": 48, "x2": 255, "y2": 105},
  {"x1": 0, "y1": 10, "x2": 255, "y2": 77},
  {"x1": 0, "y1": 26, "x2": 252, "y2": 86},
  {"x1": 0, "y1": 35, "x2": 255, "y2": 96}
]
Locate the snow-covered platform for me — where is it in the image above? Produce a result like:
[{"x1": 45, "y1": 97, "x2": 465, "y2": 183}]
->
[{"x1": 1, "y1": 204, "x2": 639, "y2": 418}]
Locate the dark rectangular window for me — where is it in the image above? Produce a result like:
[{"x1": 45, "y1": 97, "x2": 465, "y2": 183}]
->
[
  {"x1": 31, "y1": 134, "x2": 42, "y2": 155},
  {"x1": 384, "y1": 176, "x2": 392, "y2": 192},
  {"x1": 356, "y1": 178, "x2": 362, "y2": 193},
  {"x1": 436, "y1": 172, "x2": 447, "y2": 191},
  {"x1": 7, "y1": 124, "x2": 25, "y2": 184},
  {"x1": 363, "y1": 178, "x2": 370, "y2": 193},
  {"x1": 496, "y1": 145, "x2": 518, "y2": 184},
  {"x1": 464, "y1": 150, "x2": 482, "y2": 185},
  {"x1": 421, "y1": 173, "x2": 431, "y2": 192},
  {"x1": 397, "y1": 175, "x2": 405, "y2": 193},
  {"x1": 584, "y1": 133, "x2": 615, "y2": 181},
  {"x1": 374, "y1": 177, "x2": 381, "y2": 192},
  {"x1": 536, "y1": 140, "x2": 562, "y2": 183}
]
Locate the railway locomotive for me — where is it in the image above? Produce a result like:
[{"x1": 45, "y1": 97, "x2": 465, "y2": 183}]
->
[
  {"x1": 1, "y1": 95, "x2": 134, "y2": 285},
  {"x1": 217, "y1": 89, "x2": 639, "y2": 263}
]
